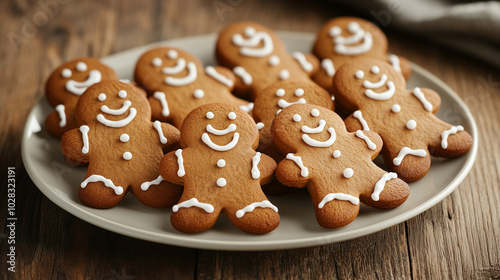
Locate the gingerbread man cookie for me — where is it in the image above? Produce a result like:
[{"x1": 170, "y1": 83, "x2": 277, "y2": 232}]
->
[
  {"x1": 312, "y1": 17, "x2": 411, "y2": 92},
  {"x1": 216, "y1": 21, "x2": 320, "y2": 100},
  {"x1": 134, "y1": 47, "x2": 252, "y2": 128},
  {"x1": 61, "y1": 80, "x2": 182, "y2": 208},
  {"x1": 159, "y1": 103, "x2": 280, "y2": 234},
  {"x1": 45, "y1": 57, "x2": 118, "y2": 138},
  {"x1": 333, "y1": 59, "x2": 473, "y2": 181},
  {"x1": 272, "y1": 104, "x2": 410, "y2": 228}
]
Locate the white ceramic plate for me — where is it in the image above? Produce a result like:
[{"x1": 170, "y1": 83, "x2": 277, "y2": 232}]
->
[{"x1": 21, "y1": 32, "x2": 478, "y2": 251}]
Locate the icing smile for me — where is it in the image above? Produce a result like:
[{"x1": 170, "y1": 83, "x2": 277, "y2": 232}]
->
[
  {"x1": 329, "y1": 22, "x2": 373, "y2": 55},
  {"x1": 66, "y1": 70, "x2": 102, "y2": 95},
  {"x1": 164, "y1": 60, "x2": 198, "y2": 86},
  {"x1": 206, "y1": 124, "x2": 237, "y2": 135},
  {"x1": 100, "y1": 100, "x2": 132, "y2": 115},
  {"x1": 97, "y1": 100, "x2": 137, "y2": 128},
  {"x1": 278, "y1": 98, "x2": 307, "y2": 109},
  {"x1": 232, "y1": 27, "x2": 274, "y2": 57},
  {"x1": 202, "y1": 132, "x2": 240, "y2": 151},
  {"x1": 301, "y1": 120, "x2": 336, "y2": 147}
]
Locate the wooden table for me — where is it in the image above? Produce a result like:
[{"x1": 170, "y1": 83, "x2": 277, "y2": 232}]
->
[{"x1": 1, "y1": 0, "x2": 499, "y2": 279}]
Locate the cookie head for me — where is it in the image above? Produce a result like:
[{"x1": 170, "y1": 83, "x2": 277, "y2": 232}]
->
[
  {"x1": 180, "y1": 103, "x2": 259, "y2": 150},
  {"x1": 134, "y1": 47, "x2": 204, "y2": 91},
  {"x1": 272, "y1": 104, "x2": 346, "y2": 153},
  {"x1": 333, "y1": 59, "x2": 406, "y2": 111},
  {"x1": 76, "y1": 80, "x2": 151, "y2": 126},
  {"x1": 45, "y1": 58, "x2": 117, "y2": 106}
]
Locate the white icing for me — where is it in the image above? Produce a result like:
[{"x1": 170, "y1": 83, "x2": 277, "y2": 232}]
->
[
  {"x1": 164, "y1": 62, "x2": 197, "y2": 86},
  {"x1": 118, "y1": 90, "x2": 127, "y2": 98},
  {"x1": 55, "y1": 104, "x2": 66, "y2": 127},
  {"x1": 206, "y1": 124, "x2": 237, "y2": 135},
  {"x1": 61, "y1": 68, "x2": 72, "y2": 78},
  {"x1": 372, "y1": 172, "x2": 397, "y2": 201},
  {"x1": 206, "y1": 66, "x2": 234, "y2": 87},
  {"x1": 172, "y1": 198, "x2": 214, "y2": 213},
  {"x1": 343, "y1": 168, "x2": 354, "y2": 178},
  {"x1": 256, "y1": 122, "x2": 264, "y2": 130},
  {"x1": 363, "y1": 74, "x2": 387, "y2": 89},
  {"x1": 162, "y1": 58, "x2": 186, "y2": 75},
  {"x1": 202, "y1": 133, "x2": 240, "y2": 151},
  {"x1": 167, "y1": 50, "x2": 178, "y2": 59},
  {"x1": 228, "y1": 112, "x2": 236, "y2": 120},
  {"x1": 311, "y1": 109, "x2": 320, "y2": 117},
  {"x1": 333, "y1": 150, "x2": 341, "y2": 158},
  {"x1": 329, "y1": 26, "x2": 341, "y2": 37},
  {"x1": 365, "y1": 81, "x2": 395, "y2": 100},
  {"x1": 80, "y1": 125, "x2": 89, "y2": 154},
  {"x1": 235, "y1": 200, "x2": 278, "y2": 218},
  {"x1": 393, "y1": 147, "x2": 427, "y2": 166},
  {"x1": 175, "y1": 149, "x2": 185, "y2": 177},
  {"x1": 239, "y1": 103, "x2": 254, "y2": 113},
  {"x1": 292, "y1": 52, "x2": 313, "y2": 72},
  {"x1": 217, "y1": 159, "x2": 226, "y2": 168},
  {"x1": 295, "y1": 88, "x2": 304, "y2": 97},
  {"x1": 330, "y1": 21, "x2": 373, "y2": 55},
  {"x1": 76, "y1": 62, "x2": 87, "y2": 72},
  {"x1": 353, "y1": 110, "x2": 369, "y2": 131},
  {"x1": 232, "y1": 27, "x2": 274, "y2": 57},
  {"x1": 388, "y1": 54, "x2": 402, "y2": 72},
  {"x1": 97, "y1": 108, "x2": 137, "y2": 128},
  {"x1": 233, "y1": 66, "x2": 252, "y2": 85},
  {"x1": 81, "y1": 175, "x2": 123, "y2": 195},
  {"x1": 355, "y1": 70, "x2": 364, "y2": 79},
  {"x1": 276, "y1": 109, "x2": 282, "y2": 115},
  {"x1": 153, "y1": 120, "x2": 168, "y2": 144},
  {"x1": 321, "y1": 58, "x2": 335, "y2": 77},
  {"x1": 152, "y1": 57, "x2": 162, "y2": 67},
  {"x1": 153, "y1": 91, "x2": 170, "y2": 116},
  {"x1": 391, "y1": 104, "x2": 401, "y2": 113},
  {"x1": 371, "y1": 66, "x2": 380, "y2": 74},
  {"x1": 286, "y1": 153, "x2": 308, "y2": 177},
  {"x1": 279, "y1": 69, "x2": 290, "y2": 80},
  {"x1": 251, "y1": 152, "x2": 261, "y2": 179},
  {"x1": 275, "y1": 88, "x2": 285, "y2": 97},
  {"x1": 406, "y1": 120, "x2": 417, "y2": 130},
  {"x1": 216, "y1": 178, "x2": 226, "y2": 187},
  {"x1": 268, "y1": 55, "x2": 280, "y2": 66},
  {"x1": 140, "y1": 175, "x2": 164, "y2": 191},
  {"x1": 100, "y1": 100, "x2": 131, "y2": 115},
  {"x1": 193, "y1": 89, "x2": 204, "y2": 99},
  {"x1": 206, "y1": 112, "x2": 214, "y2": 119},
  {"x1": 412, "y1": 87, "x2": 433, "y2": 111},
  {"x1": 441, "y1": 125, "x2": 464, "y2": 149},
  {"x1": 293, "y1": 114, "x2": 301, "y2": 122},
  {"x1": 302, "y1": 119, "x2": 326, "y2": 133},
  {"x1": 278, "y1": 98, "x2": 306, "y2": 109},
  {"x1": 355, "y1": 130, "x2": 376, "y2": 150},
  {"x1": 65, "y1": 70, "x2": 102, "y2": 95},
  {"x1": 123, "y1": 152, "x2": 132, "y2": 160},
  {"x1": 119, "y1": 134, "x2": 129, "y2": 142},
  {"x1": 98, "y1": 93, "x2": 106, "y2": 101},
  {"x1": 318, "y1": 193, "x2": 359, "y2": 209},
  {"x1": 302, "y1": 127, "x2": 336, "y2": 147}
]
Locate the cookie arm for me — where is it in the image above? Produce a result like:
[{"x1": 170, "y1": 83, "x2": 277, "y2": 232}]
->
[
  {"x1": 293, "y1": 53, "x2": 320, "y2": 77},
  {"x1": 207, "y1": 66, "x2": 236, "y2": 92},
  {"x1": 256, "y1": 153, "x2": 277, "y2": 185},
  {"x1": 354, "y1": 130, "x2": 383, "y2": 160},
  {"x1": 419, "y1": 88, "x2": 441, "y2": 113},
  {"x1": 60, "y1": 127, "x2": 90, "y2": 163},
  {"x1": 157, "y1": 122, "x2": 180, "y2": 150},
  {"x1": 275, "y1": 155, "x2": 309, "y2": 188},
  {"x1": 159, "y1": 150, "x2": 185, "y2": 185}
]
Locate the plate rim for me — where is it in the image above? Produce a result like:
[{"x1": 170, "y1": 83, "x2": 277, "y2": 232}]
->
[{"x1": 21, "y1": 32, "x2": 478, "y2": 251}]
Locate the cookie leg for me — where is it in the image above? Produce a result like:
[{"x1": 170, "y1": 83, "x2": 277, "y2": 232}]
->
[
  {"x1": 78, "y1": 176, "x2": 126, "y2": 209},
  {"x1": 225, "y1": 199, "x2": 280, "y2": 234},
  {"x1": 430, "y1": 125, "x2": 473, "y2": 158},
  {"x1": 132, "y1": 179, "x2": 183, "y2": 209},
  {"x1": 382, "y1": 143, "x2": 431, "y2": 182},
  {"x1": 311, "y1": 190, "x2": 361, "y2": 228},
  {"x1": 170, "y1": 198, "x2": 220, "y2": 234},
  {"x1": 360, "y1": 168, "x2": 410, "y2": 209}
]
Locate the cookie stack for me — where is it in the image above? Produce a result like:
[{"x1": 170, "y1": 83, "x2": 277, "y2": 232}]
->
[{"x1": 44, "y1": 17, "x2": 473, "y2": 234}]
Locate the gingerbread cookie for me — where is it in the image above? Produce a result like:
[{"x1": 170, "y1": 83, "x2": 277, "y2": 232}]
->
[
  {"x1": 61, "y1": 80, "x2": 182, "y2": 208},
  {"x1": 159, "y1": 103, "x2": 280, "y2": 234},
  {"x1": 216, "y1": 21, "x2": 320, "y2": 100},
  {"x1": 312, "y1": 17, "x2": 411, "y2": 92},
  {"x1": 272, "y1": 104, "x2": 410, "y2": 228},
  {"x1": 134, "y1": 47, "x2": 252, "y2": 128},
  {"x1": 333, "y1": 59, "x2": 473, "y2": 181},
  {"x1": 45, "y1": 57, "x2": 117, "y2": 138}
]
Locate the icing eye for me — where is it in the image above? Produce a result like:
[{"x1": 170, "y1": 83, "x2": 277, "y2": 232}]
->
[
  {"x1": 355, "y1": 70, "x2": 364, "y2": 79},
  {"x1": 244, "y1": 26, "x2": 256, "y2": 37},
  {"x1": 268, "y1": 55, "x2": 280, "y2": 66},
  {"x1": 293, "y1": 114, "x2": 302, "y2": 122},
  {"x1": 206, "y1": 112, "x2": 214, "y2": 119},
  {"x1": 98, "y1": 93, "x2": 107, "y2": 101},
  {"x1": 152, "y1": 57, "x2": 162, "y2": 67},
  {"x1": 275, "y1": 88, "x2": 285, "y2": 97},
  {"x1": 118, "y1": 90, "x2": 127, "y2": 98},
  {"x1": 295, "y1": 88, "x2": 304, "y2": 97},
  {"x1": 193, "y1": 89, "x2": 204, "y2": 99},
  {"x1": 76, "y1": 62, "x2": 88, "y2": 72},
  {"x1": 228, "y1": 112, "x2": 236, "y2": 120},
  {"x1": 371, "y1": 66, "x2": 380, "y2": 74},
  {"x1": 348, "y1": 22, "x2": 360, "y2": 32},
  {"x1": 61, "y1": 68, "x2": 72, "y2": 78},
  {"x1": 167, "y1": 50, "x2": 178, "y2": 59},
  {"x1": 311, "y1": 109, "x2": 320, "y2": 117},
  {"x1": 329, "y1": 26, "x2": 341, "y2": 37}
]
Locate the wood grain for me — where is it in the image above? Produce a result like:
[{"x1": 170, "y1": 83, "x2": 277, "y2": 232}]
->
[{"x1": 0, "y1": 0, "x2": 499, "y2": 279}]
